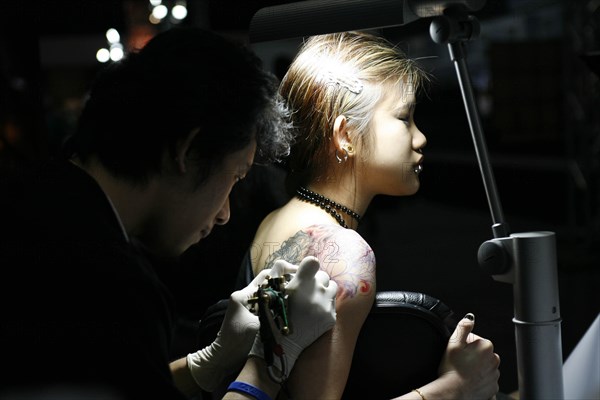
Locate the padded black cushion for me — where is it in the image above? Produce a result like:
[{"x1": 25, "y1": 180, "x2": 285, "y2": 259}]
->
[{"x1": 342, "y1": 291, "x2": 454, "y2": 399}]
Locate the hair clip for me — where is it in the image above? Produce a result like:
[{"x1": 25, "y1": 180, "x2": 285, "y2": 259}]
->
[{"x1": 319, "y1": 69, "x2": 363, "y2": 94}]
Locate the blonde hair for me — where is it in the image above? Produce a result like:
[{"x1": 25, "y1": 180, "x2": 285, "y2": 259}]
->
[{"x1": 281, "y1": 31, "x2": 428, "y2": 189}]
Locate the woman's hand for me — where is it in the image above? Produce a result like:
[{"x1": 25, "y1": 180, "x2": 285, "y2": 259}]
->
[{"x1": 437, "y1": 313, "x2": 501, "y2": 399}]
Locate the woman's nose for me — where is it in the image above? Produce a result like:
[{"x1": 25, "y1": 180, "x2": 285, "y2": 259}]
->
[{"x1": 414, "y1": 126, "x2": 427, "y2": 150}]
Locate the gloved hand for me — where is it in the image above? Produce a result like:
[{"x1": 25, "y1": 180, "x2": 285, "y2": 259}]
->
[
  {"x1": 249, "y1": 256, "x2": 338, "y2": 377},
  {"x1": 186, "y1": 266, "x2": 296, "y2": 392}
]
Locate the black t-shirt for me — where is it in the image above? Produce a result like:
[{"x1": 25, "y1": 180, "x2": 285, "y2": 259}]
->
[{"x1": 0, "y1": 160, "x2": 187, "y2": 399}]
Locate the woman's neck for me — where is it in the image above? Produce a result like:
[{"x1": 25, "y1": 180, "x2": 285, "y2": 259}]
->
[{"x1": 303, "y1": 178, "x2": 373, "y2": 230}]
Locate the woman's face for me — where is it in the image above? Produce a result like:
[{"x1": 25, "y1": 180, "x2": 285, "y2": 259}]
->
[
  {"x1": 144, "y1": 140, "x2": 256, "y2": 257},
  {"x1": 358, "y1": 84, "x2": 427, "y2": 197}
]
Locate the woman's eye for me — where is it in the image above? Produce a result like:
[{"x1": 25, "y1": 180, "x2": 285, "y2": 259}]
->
[{"x1": 398, "y1": 116, "x2": 410, "y2": 124}]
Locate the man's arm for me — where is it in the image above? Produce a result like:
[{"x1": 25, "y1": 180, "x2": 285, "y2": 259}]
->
[
  {"x1": 170, "y1": 357, "x2": 201, "y2": 398},
  {"x1": 223, "y1": 357, "x2": 282, "y2": 400}
]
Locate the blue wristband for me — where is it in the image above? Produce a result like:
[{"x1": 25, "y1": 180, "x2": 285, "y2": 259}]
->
[{"x1": 227, "y1": 381, "x2": 272, "y2": 400}]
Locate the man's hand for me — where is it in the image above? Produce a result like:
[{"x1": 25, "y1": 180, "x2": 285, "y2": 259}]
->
[
  {"x1": 186, "y1": 265, "x2": 297, "y2": 392},
  {"x1": 250, "y1": 256, "x2": 337, "y2": 375}
]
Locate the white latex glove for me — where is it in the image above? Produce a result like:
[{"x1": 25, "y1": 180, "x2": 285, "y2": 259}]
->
[
  {"x1": 249, "y1": 256, "x2": 337, "y2": 377},
  {"x1": 186, "y1": 266, "x2": 296, "y2": 392}
]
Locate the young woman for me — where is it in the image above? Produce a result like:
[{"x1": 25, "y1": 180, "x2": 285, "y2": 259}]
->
[{"x1": 246, "y1": 31, "x2": 500, "y2": 399}]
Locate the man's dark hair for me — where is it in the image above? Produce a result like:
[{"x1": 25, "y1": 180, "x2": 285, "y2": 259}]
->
[{"x1": 69, "y1": 27, "x2": 293, "y2": 186}]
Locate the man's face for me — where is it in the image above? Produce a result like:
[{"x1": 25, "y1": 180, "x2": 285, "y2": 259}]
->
[{"x1": 140, "y1": 140, "x2": 256, "y2": 257}]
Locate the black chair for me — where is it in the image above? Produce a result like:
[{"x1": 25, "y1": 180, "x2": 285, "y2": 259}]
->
[{"x1": 342, "y1": 291, "x2": 454, "y2": 399}]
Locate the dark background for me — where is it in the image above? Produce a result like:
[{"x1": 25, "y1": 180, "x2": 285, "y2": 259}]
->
[{"x1": 1, "y1": 0, "x2": 599, "y2": 395}]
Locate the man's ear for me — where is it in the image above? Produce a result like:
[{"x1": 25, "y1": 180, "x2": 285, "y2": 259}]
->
[
  {"x1": 174, "y1": 127, "x2": 200, "y2": 174},
  {"x1": 332, "y1": 115, "x2": 355, "y2": 156}
]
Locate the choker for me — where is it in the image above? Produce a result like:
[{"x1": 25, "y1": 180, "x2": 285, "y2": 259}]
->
[{"x1": 295, "y1": 186, "x2": 361, "y2": 229}]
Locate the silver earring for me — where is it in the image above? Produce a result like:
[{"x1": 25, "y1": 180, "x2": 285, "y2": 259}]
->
[{"x1": 335, "y1": 148, "x2": 349, "y2": 163}]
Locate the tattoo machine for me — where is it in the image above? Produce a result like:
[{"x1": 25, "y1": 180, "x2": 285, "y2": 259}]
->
[{"x1": 248, "y1": 273, "x2": 292, "y2": 382}]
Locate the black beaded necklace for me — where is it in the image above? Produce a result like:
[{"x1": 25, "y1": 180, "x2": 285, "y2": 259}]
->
[{"x1": 295, "y1": 186, "x2": 361, "y2": 229}]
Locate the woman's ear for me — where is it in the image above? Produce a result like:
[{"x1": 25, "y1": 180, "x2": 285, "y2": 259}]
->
[
  {"x1": 174, "y1": 127, "x2": 200, "y2": 174},
  {"x1": 332, "y1": 115, "x2": 355, "y2": 157}
]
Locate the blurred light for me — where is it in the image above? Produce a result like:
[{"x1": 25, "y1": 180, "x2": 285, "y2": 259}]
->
[
  {"x1": 171, "y1": 4, "x2": 188, "y2": 20},
  {"x1": 149, "y1": 0, "x2": 162, "y2": 5},
  {"x1": 106, "y1": 28, "x2": 120, "y2": 44},
  {"x1": 110, "y1": 45, "x2": 124, "y2": 62},
  {"x1": 152, "y1": 5, "x2": 168, "y2": 20},
  {"x1": 149, "y1": 13, "x2": 161, "y2": 24},
  {"x1": 96, "y1": 48, "x2": 110, "y2": 63}
]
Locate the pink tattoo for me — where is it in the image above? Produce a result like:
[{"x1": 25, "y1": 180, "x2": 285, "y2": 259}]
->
[{"x1": 263, "y1": 224, "x2": 376, "y2": 300}]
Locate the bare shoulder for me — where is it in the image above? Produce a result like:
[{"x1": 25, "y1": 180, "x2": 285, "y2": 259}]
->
[
  {"x1": 259, "y1": 224, "x2": 375, "y2": 303},
  {"x1": 302, "y1": 224, "x2": 374, "y2": 266},
  {"x1": 302, "y1": 224, "x2": 376, "y2": 301}
]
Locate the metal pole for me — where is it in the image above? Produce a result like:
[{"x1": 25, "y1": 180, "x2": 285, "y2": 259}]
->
[
  {"x1": 447, "y1": 41, "x2": 509, "y2": 238},
  {"x1": 510, "y1": 232, "x2": 564, "y2": 399},
  {"x1": 436, "y1": 11, "x2": 565, "y2": 398}
]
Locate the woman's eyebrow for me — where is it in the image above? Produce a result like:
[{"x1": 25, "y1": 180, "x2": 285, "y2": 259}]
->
[{"x1": 395, "y1": 101, "x2": 416, "y2": 114}]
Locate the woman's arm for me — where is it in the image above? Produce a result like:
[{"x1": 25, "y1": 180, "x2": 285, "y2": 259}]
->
[
  {"x1": 285, "y1": 286, "x2": 374, "y2": 399},
  {"x1": 170, "y1": 357, "x2": 201, "y2": 398},
  {"x1": 392, "y1": 314, "x2": 501, "y2": 400},
  {"x1": 279, "y1": 225, "x2": 376, "y2": 399}
]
